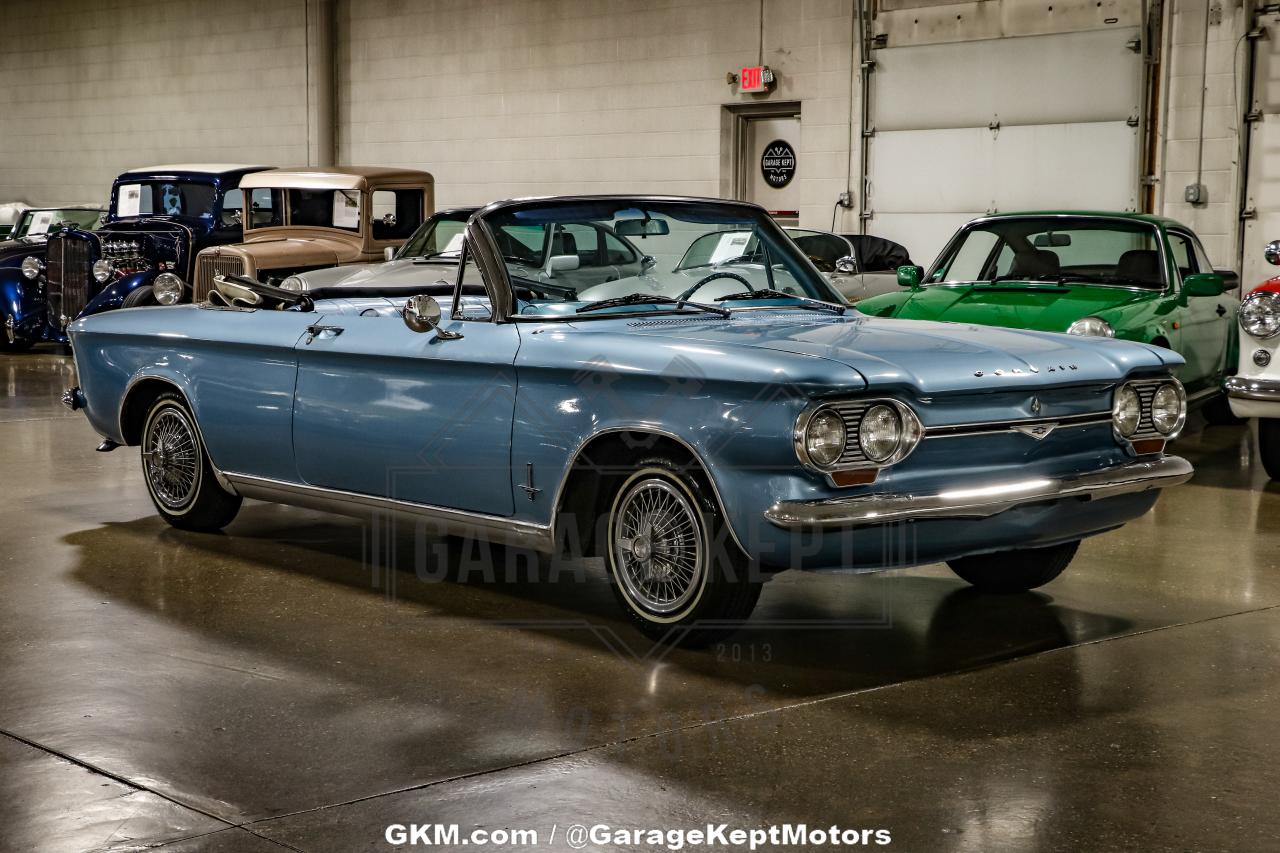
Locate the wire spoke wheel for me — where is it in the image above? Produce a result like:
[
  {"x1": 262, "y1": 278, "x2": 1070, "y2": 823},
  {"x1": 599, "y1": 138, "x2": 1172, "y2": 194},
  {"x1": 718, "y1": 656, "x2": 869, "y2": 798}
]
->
[
  {"x1": 143, "y1": 407, "x2": 200, "y2": 510},
  {"x1": 613, "y1": 477, "x2": 704, "y2": 615}
]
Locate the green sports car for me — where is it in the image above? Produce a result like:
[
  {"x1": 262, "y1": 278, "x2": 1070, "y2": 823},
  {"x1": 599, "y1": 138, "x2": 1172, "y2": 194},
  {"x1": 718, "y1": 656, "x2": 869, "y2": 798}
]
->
[{"x1": 858, "y1": 212, "x2": 1239, "y2": 411}]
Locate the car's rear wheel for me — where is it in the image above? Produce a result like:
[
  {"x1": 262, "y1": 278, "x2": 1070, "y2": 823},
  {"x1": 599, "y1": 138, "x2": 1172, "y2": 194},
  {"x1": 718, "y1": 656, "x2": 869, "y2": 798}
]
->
[
  {"x1": 1260, "y1": 419, "x2": 1280, "y2": 480},
  {"x1": 141, "y1": 392, "x2": 241, "y2": 531},
  {"x1": 946, "y1": 540, "x2": 1079, "y2": 593},
  {"x1": 604, "y1": 458, "x2": 761, "y2": 646}
]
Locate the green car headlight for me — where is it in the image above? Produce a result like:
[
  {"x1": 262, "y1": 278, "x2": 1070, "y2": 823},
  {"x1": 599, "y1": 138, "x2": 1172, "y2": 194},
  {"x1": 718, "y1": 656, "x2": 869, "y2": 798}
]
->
[{"x1": 1067, "y1": 316, "x2": 1115, "y2": 338}]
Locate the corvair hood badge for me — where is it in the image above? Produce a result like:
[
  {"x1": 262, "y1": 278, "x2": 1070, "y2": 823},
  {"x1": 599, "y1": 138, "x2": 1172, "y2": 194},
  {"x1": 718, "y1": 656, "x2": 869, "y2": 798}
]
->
[{"x1": 974, "y1": 364, "x2": 1077, "y2": 377}]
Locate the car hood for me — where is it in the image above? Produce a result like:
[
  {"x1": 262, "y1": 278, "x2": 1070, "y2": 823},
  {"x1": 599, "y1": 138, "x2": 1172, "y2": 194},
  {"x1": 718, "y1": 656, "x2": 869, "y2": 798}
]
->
[
  {"x1": 297, "y1": 257, "x2": 458, "y2": 289},
  {"x1": 228, "y1": 235, "x2": 355, "y2": 269},
  {"x1": 0, "y1": 236, "x2": 47, "y2": 262},
  {"x1": 886, "y1": 282, "x2": 1156, "y2": 331},
  {"x1": 614, "y1": 310, "x2": 1177, "y2": 393}
]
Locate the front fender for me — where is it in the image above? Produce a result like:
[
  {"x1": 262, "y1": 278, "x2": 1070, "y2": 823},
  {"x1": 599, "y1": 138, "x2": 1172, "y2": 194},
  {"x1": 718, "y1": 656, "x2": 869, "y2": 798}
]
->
[
  {"x1": 0, "y1": 270, "x2": 45, "y2": 340},
  {"x1": 81, "y1": 270, "x2": 157, "y2": 318}
]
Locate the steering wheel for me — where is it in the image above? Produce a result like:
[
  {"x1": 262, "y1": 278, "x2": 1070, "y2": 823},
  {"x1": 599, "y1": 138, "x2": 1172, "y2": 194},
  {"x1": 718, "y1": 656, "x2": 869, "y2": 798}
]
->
[{"x1": 677, "y1": 271, "x2": 755, "y2": 302}]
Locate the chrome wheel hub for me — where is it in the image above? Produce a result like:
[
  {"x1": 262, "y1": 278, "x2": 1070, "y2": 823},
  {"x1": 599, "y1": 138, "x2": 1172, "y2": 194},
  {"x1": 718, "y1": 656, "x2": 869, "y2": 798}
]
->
[
  {"x1": 614, "y1": 478, "x2": 704, "y2": 615},
  {"x1": 143, "y1": 408, "x2": 199, "y2": 510}
]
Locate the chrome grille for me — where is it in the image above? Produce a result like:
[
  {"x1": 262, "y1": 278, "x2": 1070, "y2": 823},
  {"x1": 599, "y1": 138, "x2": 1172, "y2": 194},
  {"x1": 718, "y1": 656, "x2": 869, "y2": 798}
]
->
[
  {"x1": 45, "y1": 234, "x2": 92, "y2": 328},
  {"x1": 194, "y1": 254, "x2": 245, "y2": 303},
  {"x1": 824, "y1": 400, "x2": 877, "y2": 466},
  {"x1": 1129, "y1": 379, "x2": 1168, "y2": 441}
]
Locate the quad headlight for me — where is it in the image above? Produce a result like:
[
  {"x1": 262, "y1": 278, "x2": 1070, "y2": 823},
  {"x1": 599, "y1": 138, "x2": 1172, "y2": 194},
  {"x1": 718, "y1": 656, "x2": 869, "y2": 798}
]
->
[
  {"x1": 859, "y1": 404, "x2": 903, "y2": 463},
  {"x1": 1113, "y1": 379, "x2": 1186, "y2": 441},
  {"x1": 1066, "y1": 316, "x2": 1115, "y2": 337},
  {"x1": 797, "y1": 400, "x2": 922, "y2": 472},
  {"x1": 153, "y1": 273, "x2": 185, "y2": 305},
  {"x1": 1239, "y1": 291, "x2": 1280, "y2": 339},
  {"x1": 1112, "y1": 384, "x2": 1141, "y2": 437},
  {"x1": 804, "y1": 410, "x2": 846, "y2": 468},
  {"x1": 92, "y1": 258, "x2": 113, "y2": 283},
  {"x1": 1150, "y1": 382, "x2": 1186, "y2": 436},
  {"x1": 20, "y1": 256, "x2": 43, "y2": 279}
]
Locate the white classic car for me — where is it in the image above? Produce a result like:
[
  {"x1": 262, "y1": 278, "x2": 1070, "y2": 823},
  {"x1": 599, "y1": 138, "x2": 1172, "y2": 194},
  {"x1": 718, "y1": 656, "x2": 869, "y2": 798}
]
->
[{"x1": 1227, "y1": 239, "x2": 1280, "y2": 478}]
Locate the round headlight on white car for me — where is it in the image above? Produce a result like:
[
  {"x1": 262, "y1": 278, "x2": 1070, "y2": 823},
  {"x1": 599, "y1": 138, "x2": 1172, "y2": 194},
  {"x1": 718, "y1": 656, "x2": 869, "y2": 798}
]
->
[
  {"x1": 153, "y1": 273, "x2": 185, "y2": 305},
  {"x1": 1239, "y1": 291, "x2": 1280, "y2": 339},
  {"x1": 1150, "y1": 381, "x2": 1186, "y2": 436},
  {"x1": 280, "y1": 275, "x2": 305, "y2": 292},
  {"x1": 1066, "y1": 316, "x2": 1115, "y2": 337},
  {"x1": 804, "y1": 410, "x2": 847, "y2": 468},
  {"x1": 1112, "y1": 384, "x2": 1141, "y2": 438},
  {"x1": 20, "y1": 256, "x2": 43, "y2": 280},
  {"x1": 92, "y1": 259, "x2": 113, "y2": 283}
]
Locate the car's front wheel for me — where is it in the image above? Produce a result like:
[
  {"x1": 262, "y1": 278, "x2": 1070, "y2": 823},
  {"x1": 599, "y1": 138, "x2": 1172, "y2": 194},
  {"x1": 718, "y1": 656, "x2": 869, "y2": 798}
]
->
[
  {"x1": 121, "y1": 285, "x2": 156, "y2": 308},
  {"x1": 946, "y1": 540, "x2": 1079, "y2": 593},
  {"x1": 141, "y1": 392, "x2": 241, "y2": 531},
  {"x1": 604, "y1": 458, "x2": 761, "y2": 646},
  {"x1": 1260, "y1": 419, "x2": 1280, "y2": 480}
]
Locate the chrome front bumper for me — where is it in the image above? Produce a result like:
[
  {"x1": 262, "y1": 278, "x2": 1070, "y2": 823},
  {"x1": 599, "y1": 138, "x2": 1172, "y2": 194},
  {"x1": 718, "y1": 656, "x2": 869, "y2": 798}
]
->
[
  {"x1": 1225, "y1": 376, "x2": 1280, "y2": 403},
  {"x1": 764, "y1": 456, "x2": 1193, "y2": 529}
]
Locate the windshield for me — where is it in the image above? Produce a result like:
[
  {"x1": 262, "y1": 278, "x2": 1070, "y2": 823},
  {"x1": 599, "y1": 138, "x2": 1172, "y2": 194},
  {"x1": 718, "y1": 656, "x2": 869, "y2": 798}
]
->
[
  {"x1": 397, "y1": 210, "x2": 474, "y2": 259},
  {"x1": 930, "y1": 217, "x2": 1167, "y2": 289},
  {"x1": 114, "y1": 181, "x2": 218, "y2": 220},
  {"x1": 10, "y1": 208, "x2": 102, "y2": 239},
  {"x1": 478, "y1": 199, "x2": 842, "y2": 318}
]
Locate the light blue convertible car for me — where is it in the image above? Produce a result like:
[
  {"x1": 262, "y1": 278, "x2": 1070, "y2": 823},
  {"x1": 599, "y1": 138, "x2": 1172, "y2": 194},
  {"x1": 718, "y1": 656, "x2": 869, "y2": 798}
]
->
[{"x1": 65, "y1": 196, "x2": 1193, "y2": 644}]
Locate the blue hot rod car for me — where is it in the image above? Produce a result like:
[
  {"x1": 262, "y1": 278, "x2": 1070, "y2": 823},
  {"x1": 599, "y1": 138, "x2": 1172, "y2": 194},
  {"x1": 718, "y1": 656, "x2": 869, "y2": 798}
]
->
[
  {"x1": 9, "y1": 164, "x2": 270, "y2": 347},
  {"x1": 65, "y1": 196, "x2": 1193, "y2": 644}
]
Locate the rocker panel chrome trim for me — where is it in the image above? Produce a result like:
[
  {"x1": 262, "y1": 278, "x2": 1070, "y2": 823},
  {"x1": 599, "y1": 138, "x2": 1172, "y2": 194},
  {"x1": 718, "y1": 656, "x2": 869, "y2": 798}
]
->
[{"x1": 222, "y1": 473, "x2": 554, "y2": 551}]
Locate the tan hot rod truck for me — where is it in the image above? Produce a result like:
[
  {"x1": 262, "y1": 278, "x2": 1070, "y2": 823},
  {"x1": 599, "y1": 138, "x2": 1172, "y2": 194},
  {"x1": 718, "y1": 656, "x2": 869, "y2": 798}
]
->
[{"x1": 189, "y1": 166, "x2": 434, "y2": 301}]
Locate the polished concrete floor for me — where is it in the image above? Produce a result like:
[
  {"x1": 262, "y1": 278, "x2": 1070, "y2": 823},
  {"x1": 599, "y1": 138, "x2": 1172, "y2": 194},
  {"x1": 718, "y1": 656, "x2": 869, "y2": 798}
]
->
[{"x1": 1, "y1": 349, "x2": 1278, "y2": 852}]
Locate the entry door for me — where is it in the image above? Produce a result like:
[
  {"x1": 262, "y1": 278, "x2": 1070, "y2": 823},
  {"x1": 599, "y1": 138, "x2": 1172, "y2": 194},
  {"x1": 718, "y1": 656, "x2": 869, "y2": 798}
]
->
[
  {"x1": 292, "y1": 313, "x2": 521, "y2": 515},
  {"x1": 740, "y1": 115, "x2": 802, "y2": 226}
]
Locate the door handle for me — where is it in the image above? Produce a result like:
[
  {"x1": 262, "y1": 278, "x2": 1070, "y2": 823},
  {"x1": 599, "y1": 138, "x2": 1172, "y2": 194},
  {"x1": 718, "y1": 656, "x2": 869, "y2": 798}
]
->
[
  {"x1": 1216, "y1": 305, "x2": 1227, "y2": 317},
  {"x1": 305, "y1": 324, "x2": 344, "y2": 344}
]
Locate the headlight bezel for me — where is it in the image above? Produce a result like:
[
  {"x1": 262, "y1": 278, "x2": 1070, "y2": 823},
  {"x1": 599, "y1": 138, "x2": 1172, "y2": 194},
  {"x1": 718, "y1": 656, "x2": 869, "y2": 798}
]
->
[
  {"x1": 20, "y1": 256, "x2": 43, "y2": 280},
  {"x1": 794, "y1": 399, "x2": 923, "y2": 474},
  {"x1": 1239, "y1": 291, "x2": 1280, "y2": 339},
  {"x1": 1112, "y1": 378, "x2": 1187, "y2": 444},
  {"x1": 92, "y1": 258, "x2": 113, "y2": 284},
  {"x1": 152, "y1": 272, "x2": 185, "y2": 305},
  {"x1": 1066, "y1": 316, "x2": 1116, "y2": 338}
]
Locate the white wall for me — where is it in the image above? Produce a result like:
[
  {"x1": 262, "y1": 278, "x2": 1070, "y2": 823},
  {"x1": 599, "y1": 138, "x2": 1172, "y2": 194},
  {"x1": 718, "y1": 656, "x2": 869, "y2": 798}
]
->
[
  {"x1": 0, "y1": 0, "x2": 312, "y2": 205},
  {"x1": 337, "y1": 0, "x2": 860, "y2": 230},
  {"x1": 1158, "y1": 0, "x2": 1251, "y2": 268}
]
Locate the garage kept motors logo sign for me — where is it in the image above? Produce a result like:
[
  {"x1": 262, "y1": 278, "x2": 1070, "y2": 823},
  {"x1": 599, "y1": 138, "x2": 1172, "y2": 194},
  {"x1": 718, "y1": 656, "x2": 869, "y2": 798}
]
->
[{"x1": 760, "y1": 139, "x2": 797, "y2": 188}]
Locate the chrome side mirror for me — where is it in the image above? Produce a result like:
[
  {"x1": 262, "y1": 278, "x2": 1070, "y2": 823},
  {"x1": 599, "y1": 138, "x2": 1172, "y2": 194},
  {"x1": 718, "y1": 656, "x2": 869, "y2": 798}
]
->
[
  {"x1": 403, "y1": 294, "x2": 462, "y2": 339},
  {"x1": 834, "y1": 255, "x2": 857, "y2": 275},
  {"x1": 641, "y1": 254, "x2": 657, "y2": 271},
  {"x1": 1265, "y1": 240, "x2": 1280, "y2": 266},
  {"x1": 384, "y1": 246, "x2": 396, "y2": 261}
]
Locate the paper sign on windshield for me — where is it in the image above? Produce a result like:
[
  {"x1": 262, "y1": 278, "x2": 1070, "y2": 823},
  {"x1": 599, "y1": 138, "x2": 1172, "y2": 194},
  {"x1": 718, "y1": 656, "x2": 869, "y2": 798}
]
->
[
  {"x1": 117, "y1": 184, "x2": 142, "y2": 217},
  {"x1": 333, "y1": 191, "x2": 361, "y2": 229},
  {"x1": 26, "y1": 211, "x2": 55, "y2": 236},
  {"x1": 708, "y1": 232, "x2": 753, "y2": 264}
]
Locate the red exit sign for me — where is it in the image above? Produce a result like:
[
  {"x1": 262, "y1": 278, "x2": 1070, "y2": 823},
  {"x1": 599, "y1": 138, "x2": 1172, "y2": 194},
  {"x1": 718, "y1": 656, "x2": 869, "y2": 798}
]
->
[{"x1": 739, "y1": 65, "x2": 772, "y2": 94}]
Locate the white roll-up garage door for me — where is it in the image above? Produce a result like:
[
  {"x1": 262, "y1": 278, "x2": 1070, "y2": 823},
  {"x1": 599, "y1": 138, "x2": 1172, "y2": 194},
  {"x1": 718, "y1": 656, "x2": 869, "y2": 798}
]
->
[{"x1": 867, "y1": 26, "x2": 1144, "y2": 265}]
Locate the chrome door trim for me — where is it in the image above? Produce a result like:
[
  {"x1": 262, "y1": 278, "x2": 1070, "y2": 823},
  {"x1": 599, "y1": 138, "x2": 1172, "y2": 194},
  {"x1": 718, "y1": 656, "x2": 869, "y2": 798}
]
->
[{"x1": 222, "y1": 472, "x2": 554, "y2": 551}]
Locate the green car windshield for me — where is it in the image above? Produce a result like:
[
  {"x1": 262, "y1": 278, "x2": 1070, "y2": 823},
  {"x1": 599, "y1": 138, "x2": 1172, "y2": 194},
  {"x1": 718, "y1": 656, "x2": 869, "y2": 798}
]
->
[
  {"x1": 930, "y1": 218, "x2": 1167, "y2": 290},
  {"x1": 473, "y1": 199, "x2": 843, "y2": 318}
]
